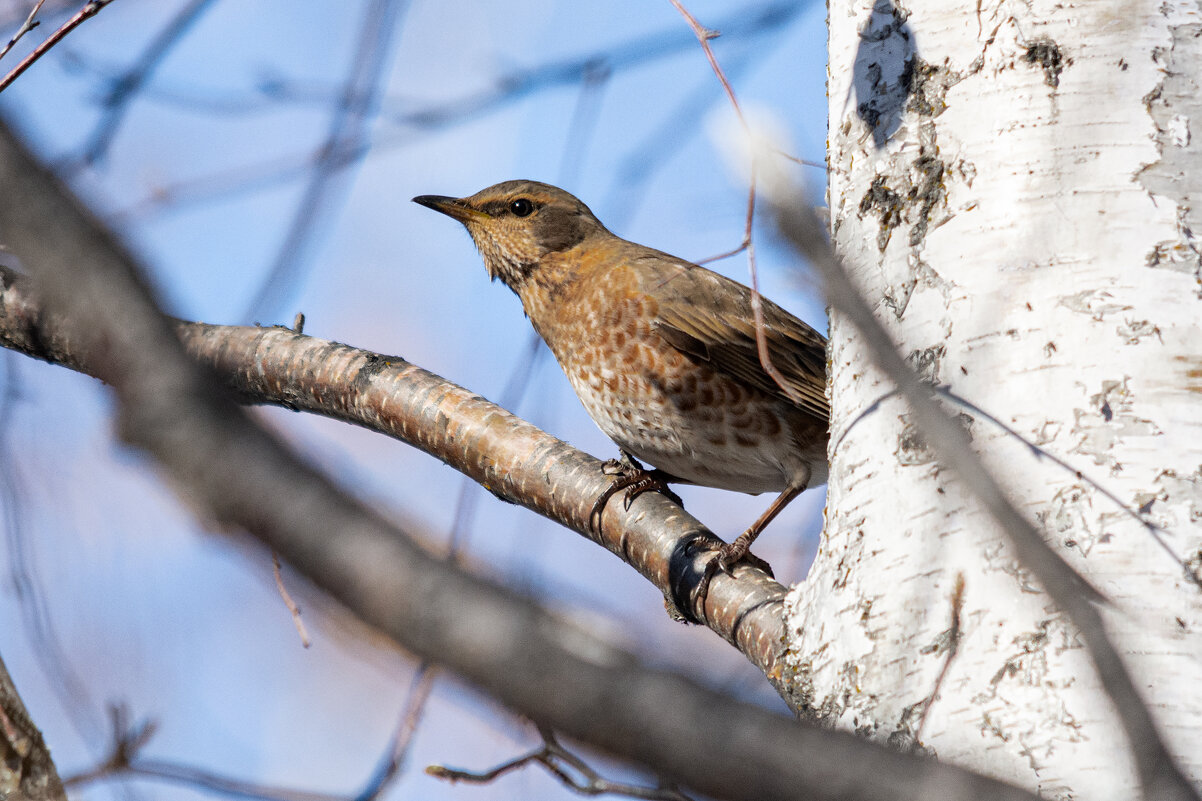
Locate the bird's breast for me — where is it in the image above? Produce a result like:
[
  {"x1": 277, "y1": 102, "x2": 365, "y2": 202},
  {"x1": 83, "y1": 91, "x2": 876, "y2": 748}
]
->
[{"x1": 520, "y1": 262, "x2": 819, "y2": 494}]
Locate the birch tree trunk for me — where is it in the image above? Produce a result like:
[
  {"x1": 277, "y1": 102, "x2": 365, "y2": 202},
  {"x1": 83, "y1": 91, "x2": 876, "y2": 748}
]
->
[{"x1": 783, "y1": 1, "x2": 1202, "y2": 797}]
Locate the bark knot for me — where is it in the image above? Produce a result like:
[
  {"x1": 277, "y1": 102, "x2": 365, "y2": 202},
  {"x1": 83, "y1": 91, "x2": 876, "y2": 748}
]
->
[{"x1": 1023, "y1": 37, "x2": 1067, "y2": 88}]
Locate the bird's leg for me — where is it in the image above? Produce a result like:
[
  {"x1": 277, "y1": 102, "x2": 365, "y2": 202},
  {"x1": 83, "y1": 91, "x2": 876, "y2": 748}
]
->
[
  {"x1": 589, "y1": 450, "x2": 684, "y2": 534},
  {"x1": 695, "y1": 480, "x2": 806, "y2": 604}
]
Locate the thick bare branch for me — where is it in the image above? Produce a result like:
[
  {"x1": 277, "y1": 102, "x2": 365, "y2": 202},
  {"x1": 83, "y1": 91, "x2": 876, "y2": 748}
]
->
[
  {"x1": 0, "y1": 262, "x2": 785, "y2": 669},
  {"x1": 0, "y1": 115, "x2": 1042, "y2": 801}
]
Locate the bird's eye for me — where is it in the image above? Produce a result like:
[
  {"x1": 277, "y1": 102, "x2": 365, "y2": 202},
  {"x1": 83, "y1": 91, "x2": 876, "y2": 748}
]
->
[{"x1": 509, "y1": 198, "x2": 534, "y2": 217}]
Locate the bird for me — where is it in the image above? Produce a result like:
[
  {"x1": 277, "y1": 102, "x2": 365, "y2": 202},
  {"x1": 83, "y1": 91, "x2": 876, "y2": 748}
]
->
[{"x1": 413, "y1": 180, "x2": 828, "y2": 598}]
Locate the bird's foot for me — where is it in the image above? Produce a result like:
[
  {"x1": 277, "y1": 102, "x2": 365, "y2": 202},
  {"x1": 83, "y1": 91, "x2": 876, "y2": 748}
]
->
[
  {"x1": 693, "y1": 532, "x2": 774, "y2": 608},
  {"x1": 588, "y1": 453, "x2": 683, "y2": 534}
]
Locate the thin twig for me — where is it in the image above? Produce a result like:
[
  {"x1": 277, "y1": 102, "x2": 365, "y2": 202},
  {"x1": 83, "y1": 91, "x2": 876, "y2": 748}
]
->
[
  {"x1": 914, "y1": 574, "x2": 965, "y2": 744},
  {"x1": 109, "y1": 4, "x2": 799, "y2": 223},
  {"x1": 668, "y1": 0, "x2": 743, "y2": 117},
  {"x1": 95, "y1": 761, "x2": 344, "y2": 801},
  {"x1": 58, "y1": 668, "x2": 441, "y2": 801},
  {"x1": 356, "y1": 664, "x2": 437, "y2": 801},
  {"x1": 694, "y1": 240, "x2": 749, "y2": 264},
  {"x1": 271, "y1": 550, "x2": 311, "y2": 648},
  {"x1": 669, "y1": 0, "x2": 755, "y2": 263},
  {"x1": 0, "y1": 0, "x2": 46, "y2": 62},
  {"x1": 0, "y1": 0, "x2": 69, "y2": 30},
  {"x1": 73, "y1": 0, "x2": 216, "y2": 167},
  {"x1": 69, "y1": 755, "x2": 345, "y2": 801},
  {"x1": 558, "y1": 58, "x2": 610, "y2": 189},
  {"x1": 742, "y1": 171, "x2": 813, "y2": 407},
  {"x1": 668, "y1": 0, "x2": 812, "y2": 408},
  {"x1": 62, "y1": 705, "x2": 346, "y2": 801},
  {"x1": 241, "y1": 0, "x2": 406, "y2": 324},
  {"x1": 772, "y1": 146, "x2": 826, "y2": 169},
  {"x1": 0, "y1": 352, "x2": 106, "y2": 748},
  {"x1": 0, "y1": 0, "x2": 114, "y2": 94},
  {"x1": 428, "y1": 724, "x2": 696, "y2": 801}
]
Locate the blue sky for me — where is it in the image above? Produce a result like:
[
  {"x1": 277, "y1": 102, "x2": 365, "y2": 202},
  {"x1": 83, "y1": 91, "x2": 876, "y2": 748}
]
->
[{"x1": 0, "y1": 1, "x2": 828, "y2": 798}]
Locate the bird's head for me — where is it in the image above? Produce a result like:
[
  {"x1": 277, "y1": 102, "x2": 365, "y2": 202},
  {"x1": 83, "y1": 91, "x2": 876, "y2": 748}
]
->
[{"x1": 413, "y1": 180, "x2": 608, "y2": 291}]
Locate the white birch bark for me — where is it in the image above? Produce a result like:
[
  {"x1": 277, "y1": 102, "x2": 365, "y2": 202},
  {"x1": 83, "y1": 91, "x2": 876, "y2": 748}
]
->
[{"x1": 783, "y1": 1, "x2": 1202, "y2": 798}]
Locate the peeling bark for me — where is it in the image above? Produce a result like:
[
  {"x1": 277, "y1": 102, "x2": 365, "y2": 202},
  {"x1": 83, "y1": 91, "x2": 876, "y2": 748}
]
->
[{"x1": 789, "y1": 0, "x2": 1202, "y2": 797}]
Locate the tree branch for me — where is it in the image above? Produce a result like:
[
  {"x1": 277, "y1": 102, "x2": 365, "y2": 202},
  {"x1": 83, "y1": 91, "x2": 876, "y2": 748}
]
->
[
  {"x1": 0, "y1": 0, "x2": 46, "y2": 63},
  {"x1": 0, "y1": 0, "x2": 113, "y2": 93},
  {"x1": 0, "y1": 261, "x2": 786, "y2": 668},
  {"x1": 428, "y1": 724, "x2": 694, "y2": 801}
]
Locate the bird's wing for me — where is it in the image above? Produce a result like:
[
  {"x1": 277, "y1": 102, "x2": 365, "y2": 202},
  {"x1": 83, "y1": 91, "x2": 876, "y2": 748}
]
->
[{"x1": 640, "y1": 256, "x2": 829, "y2": 420}]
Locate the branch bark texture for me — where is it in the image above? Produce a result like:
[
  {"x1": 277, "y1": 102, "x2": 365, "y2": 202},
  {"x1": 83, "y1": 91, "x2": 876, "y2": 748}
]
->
[
  {"x1": 0, "y1": 263, "x2": 786, "y2": 675},
  {"x1": 778, "y1": 1, "x2": 1202, "y2": 799}
]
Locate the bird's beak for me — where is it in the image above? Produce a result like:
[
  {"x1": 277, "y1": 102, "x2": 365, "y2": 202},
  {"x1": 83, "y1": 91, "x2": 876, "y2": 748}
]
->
[{"x1": 412, "y1": 194, "x2": 490, "y2": 224}]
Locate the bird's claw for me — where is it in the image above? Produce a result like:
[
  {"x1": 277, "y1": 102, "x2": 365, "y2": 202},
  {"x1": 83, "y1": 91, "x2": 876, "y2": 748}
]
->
[
  {"x1": 600, "y1": 458, "x2": 627, "y2": 477},
  {"x1": 589, "y1": 455, "x2": 683, "y2": 534},
  {"x1": 693, "y1": 538, "x2": 774, "y2": 609}
]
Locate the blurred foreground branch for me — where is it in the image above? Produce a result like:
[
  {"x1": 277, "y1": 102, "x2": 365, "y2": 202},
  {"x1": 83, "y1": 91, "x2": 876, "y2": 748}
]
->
[{"x1": 0, "y1": 117, "x2": 1043, "y2": 801}]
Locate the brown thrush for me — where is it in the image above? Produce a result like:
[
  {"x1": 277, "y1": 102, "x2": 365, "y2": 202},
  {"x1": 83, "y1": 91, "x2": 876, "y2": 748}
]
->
[{"x1": 414, "y1": 181, "x2": 828, "y2": 595}]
